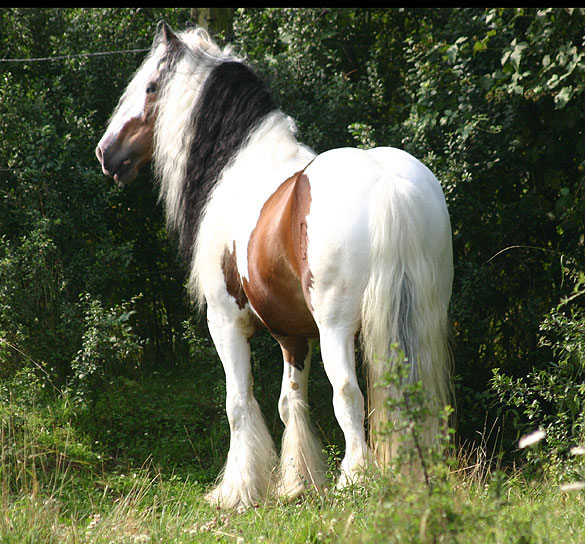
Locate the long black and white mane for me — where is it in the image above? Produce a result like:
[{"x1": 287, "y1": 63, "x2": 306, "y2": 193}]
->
[
  {"x1": 144, "y1": 28, "x2": 315, "y2": 306},
  {"x1": 156, "y1": 33, "x2": 277, "y2": 256}
]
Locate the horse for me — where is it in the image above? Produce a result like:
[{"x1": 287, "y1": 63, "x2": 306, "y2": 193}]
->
[{"x1": 96, "y1": 22, "x2": 453, "y2": 509}]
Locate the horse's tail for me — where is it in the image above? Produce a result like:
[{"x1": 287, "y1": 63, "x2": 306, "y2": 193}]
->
[{"x1": 360, "y1": 169, "x2": 452, "y2": 466}]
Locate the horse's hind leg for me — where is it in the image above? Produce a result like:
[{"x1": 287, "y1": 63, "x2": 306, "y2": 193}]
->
[
  {"x1": 204, "y1": 303, "x2": 277, "y2": 509},
  {"x1": 319, "y1": 327, "x2": 371, "y2": 487},
  {"x1": 276, "y1": 338, "x2": 326, "y2": 499}
]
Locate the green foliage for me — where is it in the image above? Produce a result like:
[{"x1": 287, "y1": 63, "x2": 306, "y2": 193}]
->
[
  {"x1": 388, "y1": 9, "x2": 585, "y2": 458},
  {"x1": 2, "y1": 350, "x2": 584, "y2": 543},
  {"x1": 491, "y1": 271, "x2": 585, "y2": 474},
  {"x1": 70, "y1": 294, "x2": 145, "y2": 404},
  {"x1": 0, "y1": 6, "x2": 585, "y2": 483},
  {"x1": 0, "y1": 8, "x2": 193, "y2": 387},
  {"x1": 0, "y1": 227, "x2": 71, "y2": 379},
  {"x1": 233, "y1": 8, "x2": 409, "y2": 152}
]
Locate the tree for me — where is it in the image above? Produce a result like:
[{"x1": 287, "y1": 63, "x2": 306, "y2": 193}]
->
[
  {"x1": 190, "y1": 8, "x2": 235, "y2": 38},
  {"x1": 0, "y1": 8, "x2": 194, "y2": 384}
]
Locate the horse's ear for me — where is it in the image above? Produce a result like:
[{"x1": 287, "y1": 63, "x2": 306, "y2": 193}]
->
[{"x1": 157, "y1": 20, "x2": 179, "y2": 46}]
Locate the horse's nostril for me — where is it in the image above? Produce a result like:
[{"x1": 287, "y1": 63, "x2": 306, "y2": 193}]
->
[
  {"x1": 96, "y1": 144, "x2": 112, "y2": 176},
  {"x1": 96, "y1": 144, "x2": 103, "y2": 164}
]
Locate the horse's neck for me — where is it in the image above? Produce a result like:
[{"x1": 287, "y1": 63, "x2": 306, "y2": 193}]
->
[{"x1": 218, "y1": 112, "x2": 314, "y2": 207}]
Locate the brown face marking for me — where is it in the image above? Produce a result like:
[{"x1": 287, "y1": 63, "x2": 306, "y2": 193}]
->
[
  {"x1": 221, "y1": 241, "x2": 248, "y2": 310},
  {"x1": 243, "y1": 169, "x2": 318, "y2": 348},
  {"x1": 97, "y1": 91, "x2": 157, "y2": 183},
  {"x1": 120, "y1": 113, "x2": 155, "y2": 169},
  {"x1": 120, "y1": 82, "x2": 159, "y2": 170}
]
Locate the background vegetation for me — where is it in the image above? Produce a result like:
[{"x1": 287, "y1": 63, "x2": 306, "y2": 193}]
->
[{"x1": 1, "y1": 7, "x2": 585, "y2": 541}]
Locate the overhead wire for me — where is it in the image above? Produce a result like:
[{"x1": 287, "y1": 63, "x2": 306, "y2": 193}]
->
[{"x1": 0, "y1": 48, "x2": 149, "y2": 64}]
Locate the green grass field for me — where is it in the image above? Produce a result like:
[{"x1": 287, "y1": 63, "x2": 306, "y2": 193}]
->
[{"x1": 2, "y1": 364, "x2": 585, "y2": 543}]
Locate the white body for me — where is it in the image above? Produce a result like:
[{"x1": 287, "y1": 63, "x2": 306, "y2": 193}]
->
[{"x1": 194, "y1": 113, "x2": 452, "y2": 505}]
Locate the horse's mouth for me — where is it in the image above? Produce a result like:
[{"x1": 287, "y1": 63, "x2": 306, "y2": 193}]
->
[
  {"x1": 112, "y1": 159, "x2": 139, "y2": 186},
  {"x1": 96, "y1": 144, "x2": 139, "y2": 185}
]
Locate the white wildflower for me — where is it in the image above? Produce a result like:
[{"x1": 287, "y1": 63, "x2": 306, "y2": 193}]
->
[
  {"x1": 570, "y1": 445, "x2": 585, "y2": 456},
  {"x1": 560, "y1": 481, "x2": 585, "y2": 492},
  {"x1": 86, "y1": 513, "x2": 102, "y2": 532},
  {"x1": 518, "y1": 429, "x2": 546, "y2": 449},
  {"x1": 198, "y1": 519, "x2": 217, "y2": 532}
]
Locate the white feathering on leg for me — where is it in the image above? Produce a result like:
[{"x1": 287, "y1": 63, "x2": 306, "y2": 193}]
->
[
  {"x1": 277, "y1": 396, "x2": 326, "y2": 499},
  {"x1": 205, "y1": 397, "x2": 277, "y2": 509}
]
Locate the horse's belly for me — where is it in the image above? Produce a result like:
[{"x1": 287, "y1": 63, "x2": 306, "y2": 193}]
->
[{"x1": 243, "y1": 268, "x2": 318, "y2": 338}]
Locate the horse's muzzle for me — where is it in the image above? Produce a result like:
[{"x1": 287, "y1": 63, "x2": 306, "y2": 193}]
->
[{"x1": 95, "y1": 142, "x2": 139, "y2": 185}]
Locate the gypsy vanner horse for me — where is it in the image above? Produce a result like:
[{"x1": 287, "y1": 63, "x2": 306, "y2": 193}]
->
[{"x1": 96, "y1": 23, "x2": 453, "y2": 509}]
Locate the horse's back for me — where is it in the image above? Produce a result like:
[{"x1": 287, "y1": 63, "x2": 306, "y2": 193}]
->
[{"x1": 306, "y1": 146, "x2": 448, "y2": 231}]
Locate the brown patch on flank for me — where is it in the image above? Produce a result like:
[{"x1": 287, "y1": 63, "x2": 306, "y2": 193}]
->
[
  {"x1": 290, "y1": 171, "x2": 314, "y2": 311},
  {"x1": 221, "y1": 242, "x2": 248, "y2": 310},
  {"x1": 243, "y1": 168, "x2": 318, "y2": 342}
]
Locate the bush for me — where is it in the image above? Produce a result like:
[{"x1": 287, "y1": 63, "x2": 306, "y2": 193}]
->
[
  {"x1": 70, "y1": 294, "x2": 145, "y2": 404},
  {"x1": 491, "y1": 269, "x2": 585, "y2": 475}
]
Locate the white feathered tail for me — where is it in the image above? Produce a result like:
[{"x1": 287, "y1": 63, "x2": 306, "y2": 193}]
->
[{"x1": 360, "y1": 172, "x2": 452, "y2": 466}]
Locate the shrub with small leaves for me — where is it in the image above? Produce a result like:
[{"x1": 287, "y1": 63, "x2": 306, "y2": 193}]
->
[
  {"x1": 70, "y1": 293, "x2": 145, "y2": 404},
  {"x1": 491, "y1": 269, "x2": 585, "y2": 475}
]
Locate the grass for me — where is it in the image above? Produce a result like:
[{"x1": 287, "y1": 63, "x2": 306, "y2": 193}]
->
[{"x1": 2, "y1": 364, "x2": 585, "y2": 543}]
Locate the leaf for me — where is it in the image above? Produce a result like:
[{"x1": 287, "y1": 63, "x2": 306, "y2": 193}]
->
[
  {"x1": 474, "y1": 40, "x2": 487, "y2": 53},
  {"x1": 446, "y1": 44, "x2": 458, "y2": 63},
  {"x1": 508, "y1": 41, "x2": 529, "y2": 72},
  {"x1": 554, "y1": 86, "x2": 573, "y2": 109}
]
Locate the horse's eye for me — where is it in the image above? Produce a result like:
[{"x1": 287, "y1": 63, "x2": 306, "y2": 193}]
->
[{"x1": 146, "y1": 82, "x2": 158, "y2": 95}]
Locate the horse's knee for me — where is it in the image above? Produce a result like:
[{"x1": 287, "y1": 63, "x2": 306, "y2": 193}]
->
[{"x1": 334, "y1": 377, "x2": 363, "y2": 407}]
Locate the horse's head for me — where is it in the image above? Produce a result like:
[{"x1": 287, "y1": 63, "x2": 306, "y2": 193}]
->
[{"x1": 96, "y1": 22, "x2": 181, "y2": 185}]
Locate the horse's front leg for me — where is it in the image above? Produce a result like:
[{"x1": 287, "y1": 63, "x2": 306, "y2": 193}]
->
[
  {"x1": 276, "y1": 338, "x2": 326, "y2": 499},
  {"x1": 204, "y1": 302, "x2": 277, "y2": 510}
]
